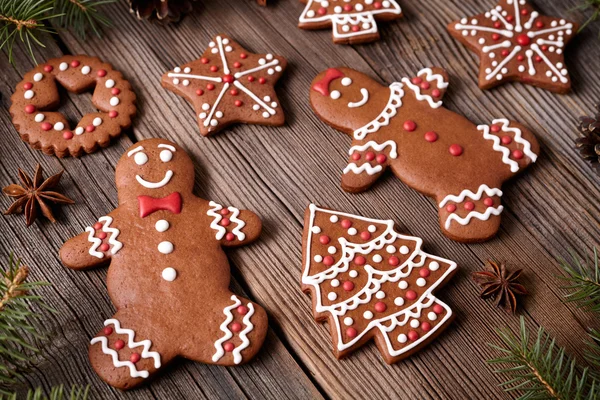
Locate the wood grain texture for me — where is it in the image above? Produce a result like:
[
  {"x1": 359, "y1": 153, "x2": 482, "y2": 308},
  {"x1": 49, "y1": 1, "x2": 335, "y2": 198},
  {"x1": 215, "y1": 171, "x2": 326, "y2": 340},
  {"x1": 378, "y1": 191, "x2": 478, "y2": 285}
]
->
[{"x1": 1, "y1": 0, "x2": 599, "y2": 398}]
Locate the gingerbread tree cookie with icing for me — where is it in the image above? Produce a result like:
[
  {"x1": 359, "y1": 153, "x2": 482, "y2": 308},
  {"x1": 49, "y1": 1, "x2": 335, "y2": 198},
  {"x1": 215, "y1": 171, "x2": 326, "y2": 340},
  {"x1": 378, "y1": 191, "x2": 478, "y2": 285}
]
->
[
  {"x1": 161, "y1": 34, "x2": 286, "y2": 136},
  {"x1": 298, "y1": 0, "x2": 402, "y2": 44},
  {"x1": 447, "y1": 0, "x2": 578, "y2": 93},
  {"x1": 302, "y1": 204, "x2": 457, "y2": 363},
  {"x1": 59, "y1": 138, "x2": 267, "y2": 389},
  {"x1": 309, "y1": 67, "x2": 540, "y2": 243}
]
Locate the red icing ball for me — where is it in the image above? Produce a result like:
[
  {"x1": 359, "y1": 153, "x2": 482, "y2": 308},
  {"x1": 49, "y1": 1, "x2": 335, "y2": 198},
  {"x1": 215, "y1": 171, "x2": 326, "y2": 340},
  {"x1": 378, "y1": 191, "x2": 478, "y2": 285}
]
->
[
  {"x1": 360, "y1": 231, "x2": 371, "y2": 240},
  {"x1": 388, "y1": 256, "x2": 399, "y2": 266},
  {"x1": 464, "y1": 201, "x2": 475, "y2": 211},
  {"x1": 103, "y1": 327, "x2": 113, "y2": 335},
  {"x1": 365, "y1": 151, "x2": 375, "y2": 161},
  {"x1": 111, "y1": 88, "x2": 120, "y2": 95},
  {"x1": 490, "y1": 124, "x2": 501, "y2": 133},
  {"x1": 109, "y1": 110, "x2": 118, "y2": 118},
  {"x1": 506, "y1": 15, "x2": 514, "y2": 22},
  {"x1": 259, "y1": 77, "x2": 266, "y2": 84},
  {"x1": 501, "y1": 49, "x2": 510, "y2": 57},
  {"x1": 201, "y1": 57, "x2": 209, "y2": 64},
  {"x1": 97, "y1": 69, "x2": 107, "y2": 77},
  {"x1": 130, "y1": 353, "x2": 141, "y2": 363},
  {"x1": 354, "y1": 255, "x2": 366, "y2": 266},
  {"x1": 501, "y1": 135, "x2": 512, "y2": 145},
  {"x1": 405, "y1": 290, "x2": 417, "y2": 300},
  {"x1": 196, "y1": 89, "x2": 204, "y2": 96},
  {"x1": 323, "y1": 256, "x2": 334, "y2": 266},
  {"x1": 71, "y1": 60, "x2": 80, "y2": 68},
  {"x1": 25, "y1": 104, "x2": 35, "y2": 114},
  {"x1": 403, "y1": 120, "x2": 417, "y2": 132},
  {"x1": 93, "y1": 222, "x2": 102, "y2": 230},
  {"x1": 220, "y1": 218, "x2": 231, "y2": 227},
  {"x1": 351, "y1": 25, "x2": 360, "y2": 32},
  {"x1": 351, "y1": 153, "x2": 361, "y2": 161},
  {"x1": 346, "y1": 327, "x2": 358, "y2": 338},
  {"x1": 99, "y1": 243, "x2": 109, "y2": 252},
  {"x1": 240, "y1": 53, "x2": 248, "y2": 59},
  {"x1": 343, "y1": 4, "x2": 352, "y2": 11},
  {"x1": 516, "y1": 34, "x2": 531, "y2": 46},
  {"x1": 97, "y1": 232, "x2": 107, "y2": 240},
  {"x1": 223, "y1": 74, "x2": 234, "y2": 83},
  {"x1": 446, "y1": 204, "x2": 456, "y2": 213},
  {"x1": 220, "y1": 208, "x2": 229, "y2": 215},
  {"x1": 23, "y1": 82, "x2": 33, "y2": 90},
  {"x1": 223, "y1": 342, "x2": 235, "y2": 352},
  {"x1": 63, "y1": 131, "x2": 73, "y2": 140},
  {"x1": 341, "y1": 219, "x2": 352, "y2": 229},
  {"x1": 43, "y1": 65, "x2": 53, "y2": 72},
  {"x1": 521, "y1": 8, "x2": 529, "y2": 15},
  {"x1": 207, "y1": 84, "x2": 215, "y2": 90},
  {"x1": 230, "y1": 89, "x2": 239, "y2": 96},
  {"x1": 432, "y1": 89, "x2": 441, "y2": 98},
  {"x1": 225, "y1": 232, "x2": 235, "y2": 241},
  {"x1": 535, "y1": 56, "x2": 543, "y2": 63},
  {"x1": 536, "y1": 21, "x2": 544, "y2": 28},
  {"x1": 248, "y1": 76, "x2": 255, "y2": 82},
  {"x1": 517, "y1": 55, "x2": 525, "y2": 62},
  {"x1": 374, "y1": 301, "x2": 387, "y2": 313},
  {"x1": 541, "y1": 45, "x2": 548, "y2": 51},
  {"x1": 408, "y1": 331, "x2": 420, "y2": 341},
  {"x1": 419, "y1": 268, "x2": 430, "y2": 278},
  {"x1": 343, "y1": 281, "x2": 355, "y2": 291},
  {"x1": 492, "y1": 33, "x2": 501, "y2": 41},
  {"x1": 237, "y1": 305, "x2": 249, "y2": 315},
  {"x1": 41, "y1": 122, "x2": 52, "y2": 131},
  {"x1": 233, "y1": 62, "x2": 242, "y2": 68},
  {"x1": 421, "y1": 322, "x2": 432, "y2": 332},
  {"x1": 210, "y1": 65, "x2": 219, "y2": 72},
  {"x1": 376, "y1": 154, "x2": 387, "y2": 164},
  {"x1": 449, "y1": 144, "x2": 463, "y2": 156},
  {"x1": 319, "y1": 235, "x2": 330, "y2": 245},
  {"x1": 373, "y1": 2, "x2": 382, "y2": 9},
  {"x1": 512, "y1": 149, "x2": 524, "y2": 160},
  {"x1": 433, "y1": 304, "x2": 444, "y2": 314},
  {"x1": 317, "y1": 7, "x2": 327, "y2": 15},
  {"x1": 494, "y1": 21, "x2": 502, "y2": 28},
  {"x1": 424, "y1": 131, "x2": 438, "y2": 142},
  {"x1": 231, "y1": 322, "x2": 242, "y2": 333},
  {"x1": 411, "y1": 77, "x2": 422, "y2": 85},
  {"x1": 483, "y1": 197, "x2": 494, "y2": 207},
  {"x1": 420, "y1": 81, "x2": 430, "y2": 90},
  {"x1": 86, "y1": 125, "x2": 95, "y2": 132},
  {"x1": 235, "y1": 100, "x2": 243, "y2": 107},
  {"x1": 114, "y1": 339, "x2": 125, "y2": 350}
]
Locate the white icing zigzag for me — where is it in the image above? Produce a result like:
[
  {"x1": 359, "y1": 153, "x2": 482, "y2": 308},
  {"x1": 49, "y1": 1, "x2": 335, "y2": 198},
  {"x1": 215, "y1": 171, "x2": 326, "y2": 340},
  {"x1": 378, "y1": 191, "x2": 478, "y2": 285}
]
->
[
  {"x1": 99, "y1": 216, "x2": 122, "y2": 255},
  {"x1": 86, "y1": 227, "x2": 103, "y2": 259},
  {"x1": 232, "y1": 303, "x2": 255, "y2": 364},
  {"x1": 478, "y1": 118, "x2": 537, "y2": 173},
  {"x1": 227, "y1": 207, "x2": 246, "y2": 241},
  {"x1": 445, "y1": 206, "x2": 504, "y2": 230},
  {"x1": 353, "y1": 82, "x2": 405, "y2": 140},
  {"x1": 212, "y1": 295, "x2": 255, "y2": 364},
  {"x1": 343, "y1": 163, "x2": 383, "y2": 176},
  {"x1": 438, "y1": 184, "x2": 503, "y2": 208},
  {"x1": 348, "y1": 140, "x2": 398, "y2": 159},
  {"x1": 401, "y1": 68, "x2": 449, "y2": 109},
  {"x1": 207, "y1": 201, "x2": 246, "y2": 241}
]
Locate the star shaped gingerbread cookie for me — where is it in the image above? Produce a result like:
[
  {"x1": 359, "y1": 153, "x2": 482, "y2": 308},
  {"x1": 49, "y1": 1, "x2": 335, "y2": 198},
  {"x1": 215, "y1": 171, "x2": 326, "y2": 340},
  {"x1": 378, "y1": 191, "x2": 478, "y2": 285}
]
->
[
  {"x1": 448, "y1": 0, "x2": 578, "y2": 93},
  {"x1": 161, "y1": 34, "x2": 287, "y2": 136}
]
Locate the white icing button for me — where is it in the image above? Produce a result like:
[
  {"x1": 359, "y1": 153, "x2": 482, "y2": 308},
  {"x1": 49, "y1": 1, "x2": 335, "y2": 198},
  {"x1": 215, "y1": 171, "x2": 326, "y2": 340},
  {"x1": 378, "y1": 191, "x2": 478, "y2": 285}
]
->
[
  {"x1": 59, "y1": 62, "x2": 68, "y2": 71},
  {"x1": 343, "y1": 317, "x2": 354, "y2": 326},
  {"x1": 54, "y1": 122, "x2": 64, "y2": 131},
  {"x1": 334, "y1": 6, "x2": 342, "y2": 12},
  {"x1": 428, "y1": 312, "x2": 437, "y2": 321},
  {"x1": 349, "y1": 270, "x2": 358, "y2": 278},
  {"x1": 341, "y1": 77, "x2": 352, "y2": 86},
  {"x1": 202, "y1": 103, "x2": 210, "y2": 111},
  {"x1": 307, "y1": 10, "x2": 315, "y2": 17},
  {"x1": 314, "y1": 255, "x2": 323, "y2": 263},
  {"x1": 199, "y1": 113, "x2": 207, "y2": 119},
  {"x1": 75, "y1": 127, "x2": 84, "y2": 135},
  {"x1": 386, "y1": 245, "x2": 396, "y2": 253},
  {"x1": 162, "y1": 267, "x2": 177, "y2": 282},
  {"x1": 331, "y1": 279, "x2": 340, "y2": 287},
  {"x1": 262, "y1": 111, "x2": 270, "y2": 118},
  {"x1": 105, "y1": 79, "x2": 115, "y2": 88},
  {"x1": 183, "y1": 67, "x2": 191, "y2": 73},
  {"x1": 93, "y1": 117, "x2": 102, "y2": 126},
  {"x1": 398, "y1": 281, "x2": 408, "y2": 290},
  {"x1": 416, "y1": 278, "x2": 427, "y2": 287},
  {"x1": 311, "y1": 226, "x2": 322, "y2": 234},
  {"x1": 253, "y1": 105, "x2": 260, "y2": 111},
  {"x1": 372, "y1": 254, "x2": 382, "y2": 263},
  {"x1": 271, "y1": 102, "x2": 278, "y2": 108},
  {"x1": 183, "y1": 80, "x2": 190, "y2": 86},
  {"x1": 363, "y1": 311, "x2": 373, "y2": 320},
  {"x1": 134, "y1": 152, "x2": 148, "y2": 165},
  {"x1": 215, "y1": 111, "x2": 224, "y2": 118},
  {"x1": 24, "y1": 90, "x2": 34, "y2": 99},
  {"x1": 399, "y1": 245, "x2": 410, "y2": 254},
  {"x1": 375, "y1": 291, "x2": 385, "y2": 299},
  {"x1": 110, "y1": 97, "x2": 120, "y2": 106},
  {"x1": 155, "y1": 220, "x2": 169, "y2": 232},
  {"x1": 158, "y1": 241, "x2": 174, "y2": 254},
  {"x1": 174, "y1": 67, "x2": 181, "y2": 73},
  {"x1": 328, "y1": 246, "x2": 336, "y2": 254},
  {"x1": 330, "y1": 90, "x2": 341, "y2": 100},
  {"x1": 34, "y1": 113, "x2": 45, "y2": 122},
  {"x1": 429, "y1": 261, "x2": 440, "y2": 271},
  {"x1": 160, "y1": 150, "x2": 173, "y2": 162},
  {"x1": 368, "y1": 225, "x2": 376, "y2": 233},
  {"x1": 330, "y1": 215, "x2": 339, "y2": 223},
  {"x1": 397, "y1": 334, "x2": 407, "y2": 343},
  {"x1": 81, "y1": 66, "x2": 91, "y2": 75},
  {"x1": 327, "y1": 292, "x2": 337, "y2": 301},
  {"x1": 347, "y1": 227, "x2": 357, "y2": 235},
  {"x1": 394, "y1": 297, "x2": 404, "y2": 306},
  {"x1": 33, "y1": 73, "x2": 43, "y2": 82},
  {"x1": 410, "y1": 319, "x2": 420, "y2": 328},
  {"x1": 210, "y1": 120, "x2": 218, "y2": 127}
]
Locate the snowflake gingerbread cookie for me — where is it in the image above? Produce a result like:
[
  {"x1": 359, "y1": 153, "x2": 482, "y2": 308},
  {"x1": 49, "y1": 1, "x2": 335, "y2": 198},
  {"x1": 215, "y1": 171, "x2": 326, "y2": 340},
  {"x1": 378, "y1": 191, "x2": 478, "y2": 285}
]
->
[
  {"x1": 60, "y1": 138, "x2": 267, "y2": 390},
  {"x1": 298, "y1": 0, "x2": 402, "y2": 44},
  {"x1": 302, "y1": 204, "x2": 457, "y2": 363},
  {"x1": 448, "y1": 0, "x2": 578, "y2": 93},
  {"x1": 309, "y1": 67, "x2": 540, "y2": 243},
  {"x1": 161, "y1": 34, "x2": 287, "y2": 136}
]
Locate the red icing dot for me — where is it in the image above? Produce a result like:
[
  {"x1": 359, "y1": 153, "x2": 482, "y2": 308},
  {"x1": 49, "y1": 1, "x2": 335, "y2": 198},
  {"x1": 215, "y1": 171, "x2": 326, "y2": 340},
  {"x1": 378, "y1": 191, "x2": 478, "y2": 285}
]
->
[
  {"x1": 231, "y1": 322, "x2": 242, "y2": 333},
  {"x1": 103, "y1": 327, "x2": 113, "y2": 335},
  {"x1": 501, "y1": 49, "x2": 510, "y2": 57},
  {"x1": 97, "y1": 69, "x2": 107, "y2": 77},
  {"x1": 23, "y1": 82, "x2": 33, "y2": 90},
  {"x1": 351, "y1": 25, "x2": 360, "y2": 32},
  {"x1": 521, "y1": 8, "x2": 529, "y2": 15},
  {"x1": 403, "y1": 120, "x2": 417, "y2": 132},
  {"x1": 220, "y1": 218, "x2": 231, "y2": 227},
  {"x1": 41, "y1": 122, "x2": 52, "y2": 131},
  {"x1": 99, "y1": 243, "x2": 109, "y2": 252},
  {"x1": 130, "y1": 353, "x2": 141, "y2": 363},
  {"x1": 411, "y1": 77, "x2": 422, "y2": 85},
  {"x1": 317, "y1": 7, "x2": 327, "y2": 15},
  {"x1": 517, "y1": 55, "x2": 525, "y2": 62},
  {"x1": 365, "y1": 151, "x2": 375, "y2": 161},
  {"x1": 541, "y1": 45, "x2": 548, "y2": 51},
  {"x1": 408, "y1": 331, "x2": 420, "y2": 341},
  {"x1": 346, "y1": 327, "x2": 358, "y2": 338},
  {"x1": 223, "y1": 342, "x2": 234, "y2": 352},
  {"x1": 109, "y1": 110, "x2": 118, "y2": 118},
  {"x1": 433, "y1": 304, "x2": 444, "y2": 314},
  {"x1": 223, "y1": 74, "x2": 234, "y2": 83},
  {"x1": 207, "y1": 84, "x2": 215, "y2": 90},
  {"x1": 432, "y1": 89, "x2": 441, "y2": 98},
  {"x1": 373, "y1": 2, "x2": 382, "y2": 9},
  {"x1": 86, "y1": 125, "x2": 95, "y2": 132},
  {"x1": 446, "y1": 204, "x2": 456, "y2": 213},
  {"x1": 237, "y1": 305, "x2": 249, "y2": 315},
  {"x1": 501, "y1": 135, "x2": 512, "y2": 145},
  {"x1": 111, "y1": 88, "x2": 120, "y2": 95},
  {"x1": 230, "y1": 89, "x2": 239, "y2": 96},
  {"x1": 71, "y1": 60, "x2": 80, "y2": 68},
  {"x1": 421, "y1": 322, "x2": 432, "y2": 332},
  {"x1": 43, "y1": 65, "x2": 53, "y2": 72},
  {"x1": 93, "y1": 222, "x2": 102, "y2": 230},
  {"x1": 420, "y1": 82, "x2": 430, "y2": 90},
  {"x1": 201, "y1": 57, "x2": 209, "y2": 64},
  {"x1": 210, "y1": 65, "x2": 219, "y2": 72},
  {"x1": 341, "y1": 219, "x2": 352, "y2": 229},
  {"x1": 114, "y1": 339, "x2": 125, "y2": 350},
  {"x1": 319, "y1": 235, "x2": 330, "y2": 245},
  {"x1": 248, "y1": 76, "x2": 255, "y2": 82},
  {"x1": 483, "y1": 197, "x2": 494, "y2": 207},
  {"x1": 388, "y1": 256, "x2": 399, "y2": 266},
  {"x1": 516, "y1": 34, "x2": 531, "y2": 46},
  {"x1": 420, "y1": 268, "x2": 430, "y2": 278},
  {"x1": 63, "y1": 131, "x2": 73, "y2": 140},
  {"x1": 259, "y1": 77, "x2": 266, "y2": 84},
  {"x1": 405, "y1": 290, "x2": 417, "y2": 300},
  {"x1": 512, "y1": 149, "x2": 524, "y2": 160},
  {"x1": 535, "y1": 56, "x2": 543, "y2": 63},
  {"x1": 354, "y1": 255, "x2": 366, "y2": 266},
  {"x1": 490, "y1": 124, "x2": 501, "y2": 133},
  {"x1": 233, "y1": 62, "x2": 242, "y2": 68},
  {"x1": 351, "y1": 153, "x2": 361, "y2": 161},
  {"x1": 343, "y1": 4, "x2": 353, "y2": 11},
  {"x1": 492, "y1": 33, "x2": 501, "y2": 41},
  {"x1": 494, "y1": 21, "x2": 502, "y2": 28},
  {"x1": 235, "y1": 100, "x2": 243, "y2": 107},
  {"x1": 374, "y1": 301, "x2": 387, "y2": 313},
  {"x1": 225, "y1": 232, "x2": 235, "y2": 241},
  {"x1": 323, "y1": 256, "x2": 334, "y2": 266},
  {"x1": 464, "y1": 201, "x2": 475, "y2": 211},
  {"x1": 343, "y1": 281, "x2": 355, "y2": 291},
  {"x1": 196, "y1": 89, "x2": 204, "y2": 96},
  {"x1": 376, "y1": 154, "x2": 387, "y2": 164},
  {"x1": 220, "y1": 208, "x2": 229, "y2": 215},
  {"x1": 240, "y1": 53, "x2": 248, "y2": 59},
  {"x1": 97, "y1": 232, "x2": 107, "y2": 240},
  {"x1": 360, "y1": 231, "x2": 371, "y2": 240},
  {"x1": 424, "y1": 131, "x2": 438, "y2": 142},
  {"x1": 536, "y1": 21, "x2": 544, "y2": 28},
  {"x1": 506, "y1": 15, "x2": 514, "y2": 22},
  {"x1": 25, "y1": 104, "x2": 35, "y2": 114},
  {"x1": 449, "y1": 144, "x2": 463, "y2": 156}
]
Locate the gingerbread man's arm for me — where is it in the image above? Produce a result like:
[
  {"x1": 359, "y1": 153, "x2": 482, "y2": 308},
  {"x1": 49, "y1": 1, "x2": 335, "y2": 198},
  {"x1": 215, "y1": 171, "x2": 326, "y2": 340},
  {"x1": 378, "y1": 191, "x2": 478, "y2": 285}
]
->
[
  {"x1": 400, "y1": 67, "x2": 449, "y2": 107},
  {"x1": 60, "y1": 209, "x2": 124, "y2": 270},
  {"x1": 340, "y1": 139, "x2": 393, "y2": 193},
  {"x1": 206, "y1": 201, "x2": 262, "y2": 247}
]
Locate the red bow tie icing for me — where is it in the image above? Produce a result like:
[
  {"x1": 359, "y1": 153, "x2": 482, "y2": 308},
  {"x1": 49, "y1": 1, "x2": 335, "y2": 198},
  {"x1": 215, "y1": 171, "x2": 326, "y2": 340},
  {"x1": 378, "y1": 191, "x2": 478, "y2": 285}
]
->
[
  {"x1": 313, "y1": 68, "x2": 345, "y2": 96},
  {"x1": 138, "y1": 192, "x2": 182, "y2": 218}
]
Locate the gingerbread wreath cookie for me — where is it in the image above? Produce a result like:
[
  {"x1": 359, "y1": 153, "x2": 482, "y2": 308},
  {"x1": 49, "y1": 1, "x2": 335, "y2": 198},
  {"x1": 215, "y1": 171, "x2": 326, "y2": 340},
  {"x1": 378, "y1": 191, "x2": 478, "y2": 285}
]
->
[
  {"x1": 302, "y1": 204, "x2": 457, "y2": 363},
  {"x1": 309, "y1": 67, "x2": 540, "y2": 243},
  {"x1": 298, "y1": 0, "x2": 402, "y2": 44},
  {"x1": 59, "y1": 138, "x2": 267, "y2": 389},
  {"x1": 447, "y1": 0, "x2": 578, "y2": 93},
  {"x1": 162, "y1": 34, "x2": 287, "y2": 137},
  {"x1": 10, "y1": 56, "x2": 136, "y2": 157}
]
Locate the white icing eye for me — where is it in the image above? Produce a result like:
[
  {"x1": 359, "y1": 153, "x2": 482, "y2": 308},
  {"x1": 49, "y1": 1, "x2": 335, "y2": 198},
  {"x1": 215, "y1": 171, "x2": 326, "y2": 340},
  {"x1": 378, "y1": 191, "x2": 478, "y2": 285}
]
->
[
  {"x1": 160, "y1": 150, "x2": 173, "y2": 162},
  {"x1": 341, "y1": 77, "x2": 352, "y2": 86},
  {"x1": 134, "y1": 152, "x2": 148, "y2": 165},
  {"x1": 330, "y1": 90, "x2": 341, "y2": 100}
]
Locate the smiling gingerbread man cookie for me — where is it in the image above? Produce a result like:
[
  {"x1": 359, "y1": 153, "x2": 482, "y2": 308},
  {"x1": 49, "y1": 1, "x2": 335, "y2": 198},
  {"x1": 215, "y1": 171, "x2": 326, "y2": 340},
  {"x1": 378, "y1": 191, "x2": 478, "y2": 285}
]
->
[
  {"x1": 309, "y1": 67, "x2": 540, "y2": 243},
  {"x1": 59, "y1": 138, "x2": 267, "y2": 389}
]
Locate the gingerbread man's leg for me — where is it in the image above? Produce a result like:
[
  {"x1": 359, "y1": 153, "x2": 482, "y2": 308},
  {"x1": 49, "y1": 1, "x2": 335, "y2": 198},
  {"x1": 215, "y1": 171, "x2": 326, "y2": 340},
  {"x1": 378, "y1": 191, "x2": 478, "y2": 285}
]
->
[
  {"x1": 179, "y1": 293, "x2": 268, "y2": 366},
  {"x1": 88, "y1": 308, "x2": 173, "y2": 390}
]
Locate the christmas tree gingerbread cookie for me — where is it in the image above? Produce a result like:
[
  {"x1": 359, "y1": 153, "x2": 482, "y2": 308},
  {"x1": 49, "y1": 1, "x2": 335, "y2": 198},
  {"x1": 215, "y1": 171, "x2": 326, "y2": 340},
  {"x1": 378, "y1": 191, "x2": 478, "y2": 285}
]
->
[
  {"x1": 162, "y1": 34, "x2": 286, "y2": 137},
  {"x1": 60, "y1": 138, "x2": 267, "y2": 389},
  {"x1": 447, "y1": 0, "x2": 578, "y2": 93},
  {"x1": 309, "y1": 67, "x2": 540, "y2": 242},
  {"x1": 298, "y1": 0, "x2": 403, "y2": 44},
  {"x1": 302, "y1": 204, "x2": 457, "y2": 363}
]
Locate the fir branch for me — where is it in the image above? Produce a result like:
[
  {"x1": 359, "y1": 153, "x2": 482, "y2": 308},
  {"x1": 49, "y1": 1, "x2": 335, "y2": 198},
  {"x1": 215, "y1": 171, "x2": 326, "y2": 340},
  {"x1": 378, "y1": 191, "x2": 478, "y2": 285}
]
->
[
  {"x1": 586, "y1": 329, "x2": 600, "y2": 372},
  {"x1": 557, "y1": 249, "x2": 600, "y2": 314},
  {"x1": 53, "y1": 0, "x2": 114, "y2": 39},
  {"x1": 1, "y1": 384, "x2": 89, "y2": 400},
  {"x1": 575, "y1": 0, "x2": 600, "y2": 38},
  {"x1": 488, "y1": 316, "x2": 599, "y2": 399}
]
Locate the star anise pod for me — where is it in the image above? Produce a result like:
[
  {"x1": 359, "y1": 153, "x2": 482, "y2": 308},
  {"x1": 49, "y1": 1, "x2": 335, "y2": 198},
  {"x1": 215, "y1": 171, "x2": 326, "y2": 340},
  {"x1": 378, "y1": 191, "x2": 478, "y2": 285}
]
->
[
  {"x1": 576, "y1": 104, "x2": 600, "y2": 175},
  {"x1": 3, "y1": 164, "x2": 74, "y2": 226},
  {"x1": 472, "y1": 260, "x2": 528, "y2": 313}
]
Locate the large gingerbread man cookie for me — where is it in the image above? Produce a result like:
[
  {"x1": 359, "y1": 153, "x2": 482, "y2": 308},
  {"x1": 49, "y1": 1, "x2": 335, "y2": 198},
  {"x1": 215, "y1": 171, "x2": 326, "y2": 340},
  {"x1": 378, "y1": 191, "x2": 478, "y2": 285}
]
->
[
  {"x1": 309, "y1": 67, "x2": 540, "y2": 242},
  {"x1": 59, "y1": 138, "x2": 267, "y2": 389}
]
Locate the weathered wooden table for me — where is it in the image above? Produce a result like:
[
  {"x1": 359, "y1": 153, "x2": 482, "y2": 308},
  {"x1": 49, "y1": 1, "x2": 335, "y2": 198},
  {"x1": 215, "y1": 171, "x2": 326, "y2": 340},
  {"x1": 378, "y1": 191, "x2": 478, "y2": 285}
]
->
[{"x1": 1, "y1": 0, "x2": 599, "y2": 398}]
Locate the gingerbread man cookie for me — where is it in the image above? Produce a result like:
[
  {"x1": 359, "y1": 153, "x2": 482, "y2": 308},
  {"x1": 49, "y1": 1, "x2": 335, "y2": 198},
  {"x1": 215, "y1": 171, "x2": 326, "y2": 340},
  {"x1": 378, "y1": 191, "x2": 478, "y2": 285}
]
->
[
  {"x1": 298, "y1": 0, "x2": 402, "y2": 44},
  {"x1": 162, "y1": 34, "x2": 287, "y2": 136},
  {"x1": 59, "y1": 138, "x2": 267, "y2": 389},
  {"x1": 302, "y1": 204, "x2": 457, "y2": 363},
  {"x1": 448, "y1": 0, "x2": 578, "y2": 93},
  {"x1": 10, "y1": 55, "x2": 136, "y2": 157},
  {"x1": 309, "y1": 67, "x2": 540, "y2": 243}
]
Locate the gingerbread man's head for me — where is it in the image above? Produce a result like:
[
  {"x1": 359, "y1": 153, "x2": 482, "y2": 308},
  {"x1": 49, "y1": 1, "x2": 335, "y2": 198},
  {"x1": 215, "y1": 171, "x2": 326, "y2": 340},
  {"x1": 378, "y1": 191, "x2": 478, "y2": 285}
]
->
[{"x1": 115, "y1": 139, "x2": 195, "y2": 202}]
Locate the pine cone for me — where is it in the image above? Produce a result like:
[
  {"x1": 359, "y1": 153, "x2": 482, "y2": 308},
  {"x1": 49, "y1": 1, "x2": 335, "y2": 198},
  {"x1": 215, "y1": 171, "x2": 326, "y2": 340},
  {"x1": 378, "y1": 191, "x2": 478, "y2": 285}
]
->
[
  {"x1": 129, "y1": 0, "x2": 195, "y2": 24},
  {"x1": 576, "y1": 104, "x2": 600, "y2": 175}
]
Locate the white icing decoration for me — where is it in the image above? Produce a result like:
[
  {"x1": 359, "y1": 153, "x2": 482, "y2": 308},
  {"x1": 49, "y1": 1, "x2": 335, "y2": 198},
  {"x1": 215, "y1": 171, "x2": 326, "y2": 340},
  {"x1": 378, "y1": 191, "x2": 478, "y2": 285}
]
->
[
  {"x1": 445, "y1": 206, "x2": 504, "y2": 230},
  {"x1": 160, "y1": 150, "x2": 173, "y2": 162},
  {"x1": 33, "y1": 73, "x2": 43, "y2": 82},
  {"x1": 85, "y1": 226, "x2": 103, "y2": 258},
  {"x1": 401, "y1": 68, "x2": 448, "y2": 109},
  {"x1": 135, "y1": 170, "x2": 174, "y2": 189},
  {"x1": 34, "y1": 113, "x2": 45, "y2": 122},
  {"x1": 105, "y1": 79, "x2": 115, "y2": 88},
  {"x1": 347, "y1": 88, "x2": 369, "y2": 108},
  {"x1": 162, "y1": 267, "x2": 177, "y2": 281},
  {"x1": 429, "y1": 261, "x2": 439, "y2": 271},
  {"x1": 354, "y1": 83, "x2": 404, "y2": 140},
  {"x1": 212, "y1": 295, "x2": 255, "y2": 364},
  {"x1": 428, "y1": 312, "x2": 437, "y2": 321},
  {"x1": 330, "y1": 90, "x2": 341, "y2": 100},
  {"x1": 344, "y1": 317, "x2": 353, "y2": 326},
  {"x1": 59, "y1": 62, "x2": 68, "y2": 71},
  {"x1": 439, "y1": 184, "x2": 503, "y2": 208},
  {"x1": 75, "y1": 127, "x2": 84, "y2": 135},
  {"x1": 343, "y1": 163, "x2": 383, "y2": 176},
  {"x1": 53, "y1": 122, "x2": 64, "y2": 131},
  {"x1": 158, "y1": 241, "x2": 174, "y2": 254},
  {"x1": 24, "y1": 90, "x2": 34, "y2": 99},
  {"x1": 134, "y1": 152, "x2": 148, "y2": 166},
  {"x1": 110, "y1": 97, "x2": 120, "y2": 106},
  {"x1": 207, "y1": 201, "x2": 246, "y2": 241},
  {"x1": 93, "y1": 117, "x2": 102, "y2": 127},
  {"x1": 348, "y1": 140, "x2": 398, "y2": 159},
  {"x1": 155, "y1": 220, "x2": 169, "y2": 232},
  {"x1": 410, "y1": 319, "x2": 420, "y2": 328},
  {"x1": 478, "y1": 118, "x2": 538, "y2": 173},
  {"x1": 328, "y1": 292, "x2": 338, "y2": 301},
  {"x1": 81, "y1": 66, "x2": 90, "y2": 75}
]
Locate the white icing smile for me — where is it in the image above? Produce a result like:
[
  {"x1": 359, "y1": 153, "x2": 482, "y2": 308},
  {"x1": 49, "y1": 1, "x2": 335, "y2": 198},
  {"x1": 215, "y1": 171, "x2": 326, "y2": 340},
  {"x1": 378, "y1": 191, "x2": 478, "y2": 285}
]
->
[
  {"x1": 348, "y1": 88, "x2": 369, "y2": 108},
  {"x1": 136, "y1": 170, "x2": 174, "y2": 189}
]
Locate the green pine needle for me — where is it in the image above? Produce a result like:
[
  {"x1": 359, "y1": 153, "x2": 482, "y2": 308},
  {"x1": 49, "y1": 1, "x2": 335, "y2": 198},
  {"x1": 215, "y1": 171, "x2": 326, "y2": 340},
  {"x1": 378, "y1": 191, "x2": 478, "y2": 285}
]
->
[
  {"x1": 575, "y1": 0, "x2": 600, "y2": 38},
  {"x1": 558, "y1": 249, "x2": 600, "y2": 314},
  {"x1": 488, "y1": 316, "x2": 599, "y2": 399},
  {"x1": 586, "y1": 330, "x2": 600, "y2": 372},
  {"x1": 53, "y1": 0, "x2": 114, "y2": 39},
  {"x1": 1, "y1": 384, "x2": 90, "y2": 400}
]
